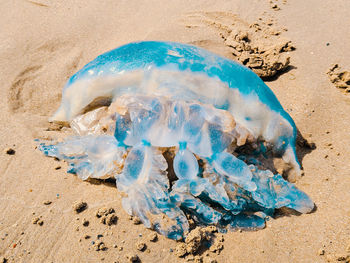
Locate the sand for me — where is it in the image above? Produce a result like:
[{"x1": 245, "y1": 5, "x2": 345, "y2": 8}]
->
[{"x1": 1, "y1": 0, "x2": 350, "y2": 262}]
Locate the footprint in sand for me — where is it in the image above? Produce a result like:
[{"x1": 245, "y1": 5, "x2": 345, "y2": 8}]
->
[
  {"x1": 327, "y1": 64, "x2": 350, "y2": 93},
  {"x1": 7, "y1": 39, "x2": 82, "y2": 115}
]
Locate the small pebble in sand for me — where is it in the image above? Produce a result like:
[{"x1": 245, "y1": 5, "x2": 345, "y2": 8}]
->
[
  {"x1": 0, "y1": 256, "x2": 7, "y2": 263},
  {"x1": 84, "y1": 235, "x2": 91, "y2": 239},
  {"x1": 55, "y1": 166, "x2": 61, "y2": 170},
  {"x1": 148, "y1": 233, "x2": 158, "y2": 242},
  {"x1": 318, "y1": 248, "x2": 325, "y2": 255},
  {"x1": 72, "y1": 201, "x2": 88, "y2": 213},
  {"x1": 126, "y1": 254, "x2": 139, "y2": 263},
  {"x1": 136, "y1": 242, "x2": 146, "y2": 252},
  {"x1": 43, "y1": 200, "x2": 52, "y2": 205},
  {"x1": 32, "y1": 217, "x2": 43, "y2": 226},
  {"x1": 94, "y1": 241, "x2": 107, "y2": 251},
  {"x1": 271, "y1": 4, "x2": 280, "y2": 10},
  {"x1": 82, "y1": 219, "x2": 89, "y2": 227},
  {"x1": 5, "y1": 148, "x2": 15, "y2": 155},
  {"x1": 132, "y1": 217, "x2": 141, "y2": 225}
]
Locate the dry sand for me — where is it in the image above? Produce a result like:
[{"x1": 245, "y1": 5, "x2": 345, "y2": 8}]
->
[{"x1": 1, "y1": 0, "x2": 350, "y2": 262}]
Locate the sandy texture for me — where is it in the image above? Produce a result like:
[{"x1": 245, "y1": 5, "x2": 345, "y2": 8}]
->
[{"x1": 1, "y1": 0, "x2": 350, "y2": 262}]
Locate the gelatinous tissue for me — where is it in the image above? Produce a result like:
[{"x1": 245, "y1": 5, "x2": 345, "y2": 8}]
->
[{"x1": 38, "y1": 41, "x2": 314, "y2": 240}]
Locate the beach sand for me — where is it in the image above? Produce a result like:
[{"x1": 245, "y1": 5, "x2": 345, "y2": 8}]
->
[{"x1": 0, "y1": 0, "x2": 349, "y2": 262}]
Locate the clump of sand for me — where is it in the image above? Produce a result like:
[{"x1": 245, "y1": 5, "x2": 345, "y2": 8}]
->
[
  {"x1": 175, "y1": 226, "x2": 223, "y2": 261},
  {"x1": 5, "y1": 148, "x2": 15, "y2": 155},
  {"x1": 269, "y1": 0, "x2": 288, "y2": 11},
  {"x1": 126, "y1": 254, "x2": 140, "y2": 263},
  {"x1": 32, "y1": 216, "x2": 44, "y2": 226},
  {"x1": 183, "y1": 12, "x2": 294, "y2": 79},
  {"x1": 72, "y1": 201, "x2": 88, "y2": 214},
  {"x1": 96, "y1": 207, "x2": 118, "y2": 226},
  {"x1": 93, "y1": 241, "x2": 107, "y2": 251},
  {"x1": 322, "y1": 241, "x2": 350, "y2": 262},
  {"x1": 327, "y1": 64, "x2": 350, "y2": 92}
]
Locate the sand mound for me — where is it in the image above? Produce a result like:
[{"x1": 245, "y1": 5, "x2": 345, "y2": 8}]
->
[{"x1": 182, "y1": 11, "x2": 294, "y2": 79}]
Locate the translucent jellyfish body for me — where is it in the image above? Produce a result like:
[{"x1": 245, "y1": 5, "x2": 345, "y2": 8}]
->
[{"x1": 39, "y1": 41, "x2": 314, "y2": 240}]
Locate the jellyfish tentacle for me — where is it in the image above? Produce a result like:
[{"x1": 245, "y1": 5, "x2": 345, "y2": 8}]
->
[
  {"x1": 38, "y1": 88, "x2": 314, "y2": 239},
  {"x1": 172, "y1": 142, "x2": 232, "y2": 223},
  {"x1": 211, "y1": 151, "x2": 257, "y2": 192},
  {"x1": 117, "y1": 141, "x2": 189, "y2": 239},
  {"x1": 38, "y1": 135, "x2": 126, "y2": 180},
  {"x1": 171, "y1": 191, "x2": 222, "y2": 225},
  {"x1": 248, "y1": 167, "x2": 314, "y2": 213}
]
